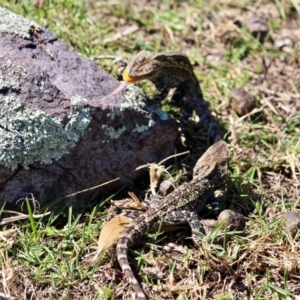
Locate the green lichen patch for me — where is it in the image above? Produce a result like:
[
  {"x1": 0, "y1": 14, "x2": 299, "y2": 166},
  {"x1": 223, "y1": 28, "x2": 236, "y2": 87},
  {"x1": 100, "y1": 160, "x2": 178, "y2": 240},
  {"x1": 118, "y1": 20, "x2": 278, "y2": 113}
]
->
[
  {"x1": 105, "y1": 85, "x2": 170, "y2": 136},
  {"x1": 148, "y1": 105, "x2": 170, "y2": 121},
  {"x1": 119, "y1": 84, "x2": 169, "y2": 122},
  {"x1": 0, "y1": 57, "x2": 28, "y2": 82},
  {"x1": 0, "y1": 7, "x2": 41, "y2": 39},
  {"x1": 0, "y1": 95, "x2": 91, "y2": 170},
  {"x1": 0, "y1": 79, "x2": 20, "y2": 91},
  {"x1": 132, "y1": 124, "x2": 150, "y2": 133},
  {"x1": 121, "y1": 84, "x2": 149, "y2": 110},
  {"x1": 104, "y1": 125, "x2": 126, "y2": 139},
  {"x1": 106, "y1": 85, "x2": 148, "y2": 121}
]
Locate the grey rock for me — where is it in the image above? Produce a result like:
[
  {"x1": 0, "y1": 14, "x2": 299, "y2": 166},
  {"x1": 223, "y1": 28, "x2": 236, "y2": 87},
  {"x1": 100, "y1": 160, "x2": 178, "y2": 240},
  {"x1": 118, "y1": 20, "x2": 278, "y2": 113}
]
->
[
  {"x1": 285, "y1": 212, "x2": 300, "y2": 237},
  {"x1": 230, "y1": 87, "x2": 256, "y2": 116},
  {"x1": 217, "y1": 209, "x2": 246, "y2": 231},
  {"x1": 159, "y1": 179, "x2": 174, "y2": 196},
  {"x1": 274, "y1": 37, "x2": 294, "y2": 49},
  {"x1": 0, "y1": 8, "x2": 178, "y2": 211},
  {"x1": 201, "y1": 209, "x2": 246, "y2": 235},
  {"x1": 245, "y1": 16, "x2": 268, "y2": 41}
]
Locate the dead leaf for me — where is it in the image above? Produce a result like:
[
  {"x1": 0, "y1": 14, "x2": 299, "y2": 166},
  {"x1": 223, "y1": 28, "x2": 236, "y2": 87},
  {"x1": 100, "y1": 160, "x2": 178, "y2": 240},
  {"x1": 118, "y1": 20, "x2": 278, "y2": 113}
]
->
[
  {"x1": 128, "y1": 192, "x2": 142, "y2": 205},
  {"x1": 93, "y1": 215, "x2": 183, "y2": 261},
  {"x1": 109, "y1": 197, "x2": 146, "y2": 213},
  {"x1": 97, "y1": 216, "x2": 132, "y2": 254}
]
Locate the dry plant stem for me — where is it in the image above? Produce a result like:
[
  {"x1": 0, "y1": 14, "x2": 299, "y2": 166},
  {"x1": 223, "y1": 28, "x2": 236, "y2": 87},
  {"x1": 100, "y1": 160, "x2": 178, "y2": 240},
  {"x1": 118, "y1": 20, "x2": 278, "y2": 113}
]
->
[
  {"x1": 0, "y1": 211, "x2": 51, "y2": 225},
  {"x1": 64, "y1": 177, "x2": 120, "y2": 199}
]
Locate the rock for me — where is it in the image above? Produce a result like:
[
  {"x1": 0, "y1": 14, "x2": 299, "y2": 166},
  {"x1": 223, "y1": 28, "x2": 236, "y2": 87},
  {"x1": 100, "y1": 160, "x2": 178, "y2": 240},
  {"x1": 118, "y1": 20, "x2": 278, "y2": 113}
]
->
[
  {"x1": 230, "y1": 87, "x2": 256, "y2": 116},
  {"x1": 272, "y1": 28, "x2": 300, "y2": 50},
  {"x1": 200, "y1": 219, "x2": 218, "y2": 234},
  {"x1": 245, "y1": 17, "x2": 268, "y2": 41},
  {"x1": 217, "y1": 209, "x2": 246, "y2": 231},
  {"x1": 201, "y1": 210, "x2": 246, "y2": 235},
  {"x1": 284, "y1": 212, "x2": 300, "y2": 238},
  {"x1": 159, "y1": 179, "x2": 174, "y2": 196},
  {"x1": 274, "y1": 37, "x2": 294, "y2": 49},
  {"x1": 0, "y1": 8, "x2": 178, "y2": 212}
]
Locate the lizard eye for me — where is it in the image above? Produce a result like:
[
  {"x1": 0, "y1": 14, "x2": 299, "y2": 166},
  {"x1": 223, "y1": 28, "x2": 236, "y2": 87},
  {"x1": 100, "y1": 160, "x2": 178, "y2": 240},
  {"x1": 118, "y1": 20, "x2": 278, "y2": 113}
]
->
[{"x1": 136, "y1": 55, "x2": 145, "y2": 64}]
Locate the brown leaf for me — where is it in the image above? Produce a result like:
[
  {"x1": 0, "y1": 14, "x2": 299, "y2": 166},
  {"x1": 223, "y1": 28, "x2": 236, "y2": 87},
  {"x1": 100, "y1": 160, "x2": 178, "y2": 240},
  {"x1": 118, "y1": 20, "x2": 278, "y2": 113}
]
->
[
  {"x1": 128, "y1": 192, "x2": 143, "y2": 206},
  {"x1": 97, "y1": 216, "x2": 132, "y2": 253},
  {"x1": 109, "y1": 197, "x2": 146, "y2": 214}
]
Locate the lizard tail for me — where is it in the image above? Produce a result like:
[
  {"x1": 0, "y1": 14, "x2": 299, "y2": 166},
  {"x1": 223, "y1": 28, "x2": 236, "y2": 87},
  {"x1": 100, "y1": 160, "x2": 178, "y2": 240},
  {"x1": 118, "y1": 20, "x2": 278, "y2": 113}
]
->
[{"x1": 116, "y1": 223, "x2": 148, "y2": 300}]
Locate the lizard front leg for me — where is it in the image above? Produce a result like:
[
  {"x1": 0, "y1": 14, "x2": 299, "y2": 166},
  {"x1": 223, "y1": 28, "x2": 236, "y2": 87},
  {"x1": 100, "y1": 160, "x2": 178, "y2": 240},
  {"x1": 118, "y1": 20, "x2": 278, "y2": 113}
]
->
[
  {"x1": 151, "y1": 78, "x2": 170, "y2": 103},
  {"x1": 180, "y1": 102, "x2": 194, "y2": 125},
  {"x1": 164, "y1": 210, "x2": 206, "y2": 245},
  {"x1": 171, "y1": 82, "x2": 194, "y2": 125},
  {"x1": 170, "y1": 83, "x2": 185, "y2": 107},
  {"x1": 186, "y1": 82, "x2": 222, "y2": 142}
]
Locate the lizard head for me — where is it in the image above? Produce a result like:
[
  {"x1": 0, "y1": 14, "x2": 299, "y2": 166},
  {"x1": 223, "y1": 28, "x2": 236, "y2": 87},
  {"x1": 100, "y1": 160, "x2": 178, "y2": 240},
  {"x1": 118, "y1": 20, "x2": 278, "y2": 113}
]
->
[
  {"x1": 193, "y1": 140, "x2": 229, "y2": 187},
  {"x1": 123, "y1": 51, "x2": 161, "y2": 82}
]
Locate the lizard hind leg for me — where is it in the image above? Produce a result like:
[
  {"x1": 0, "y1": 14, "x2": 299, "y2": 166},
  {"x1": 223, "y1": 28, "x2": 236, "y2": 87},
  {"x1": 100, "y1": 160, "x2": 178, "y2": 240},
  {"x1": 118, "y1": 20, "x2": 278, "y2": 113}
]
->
[{"x1": 164, "y1": 210, "x2": 205, "y2": 246}]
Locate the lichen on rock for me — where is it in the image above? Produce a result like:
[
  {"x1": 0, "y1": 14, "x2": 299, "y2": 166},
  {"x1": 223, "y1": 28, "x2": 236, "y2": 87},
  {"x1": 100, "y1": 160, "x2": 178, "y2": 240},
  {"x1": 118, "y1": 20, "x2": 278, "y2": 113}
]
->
[
  {"x1": 0, "y1": 7, "x2": 41, "y2": 39},
  {"x1": 0, "y1": 79, "x2": 20, "y2": 91},
  {"x1": 122, "y1": 84, "x2": 170, "y2": 121},
  {"x1": 0, "y1": 7, "x2": 178, "y2": 209},
  {"x1": 0, "y1": 95, "x2": 91, "y2": 170}
]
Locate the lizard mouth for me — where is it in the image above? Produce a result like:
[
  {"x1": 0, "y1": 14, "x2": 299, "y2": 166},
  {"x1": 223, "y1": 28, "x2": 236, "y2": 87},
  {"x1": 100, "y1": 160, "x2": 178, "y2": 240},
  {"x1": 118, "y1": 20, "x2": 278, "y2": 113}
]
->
[{"x1": 122, "y1": 66, "x2": 140, "y2": 83}]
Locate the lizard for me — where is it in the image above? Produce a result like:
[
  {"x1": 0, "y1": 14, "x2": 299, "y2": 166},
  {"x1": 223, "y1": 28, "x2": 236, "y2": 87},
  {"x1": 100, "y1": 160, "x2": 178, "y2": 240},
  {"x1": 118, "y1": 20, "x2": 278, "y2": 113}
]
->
[
  {"x1": 116, "y1": 140, "x2": 229, "y2": 300},
  {"x1": 122, "y1": 51, "x2": 222, "y2": 143}
]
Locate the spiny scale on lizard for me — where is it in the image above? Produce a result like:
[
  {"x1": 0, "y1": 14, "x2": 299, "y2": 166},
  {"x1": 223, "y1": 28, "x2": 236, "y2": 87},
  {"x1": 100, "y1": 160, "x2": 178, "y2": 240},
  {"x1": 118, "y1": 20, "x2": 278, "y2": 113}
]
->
[
  {"x1": 116, "y1": 140, "x2": 229, "y2": 300},
  {"x1": 123, "y1": 51, "x2": 222, "y2": 142}
]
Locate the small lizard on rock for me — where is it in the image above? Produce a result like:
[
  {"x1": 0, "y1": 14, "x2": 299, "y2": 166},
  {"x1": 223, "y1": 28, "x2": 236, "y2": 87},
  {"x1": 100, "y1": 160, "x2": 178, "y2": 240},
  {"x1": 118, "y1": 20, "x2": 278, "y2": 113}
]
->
[
  {"x1": 123, "y1": 51, "x2": 222, "y2": 142},
  {"x1": 116, "y1": 140, "x2": 229, "y2": 300}
]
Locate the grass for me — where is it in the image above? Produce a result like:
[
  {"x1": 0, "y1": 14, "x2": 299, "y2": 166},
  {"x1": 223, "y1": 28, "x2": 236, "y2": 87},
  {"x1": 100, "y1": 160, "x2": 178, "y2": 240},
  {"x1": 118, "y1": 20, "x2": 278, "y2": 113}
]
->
[{"x1": 0, "y1": 0, "x2": 300, "y2": 299}]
